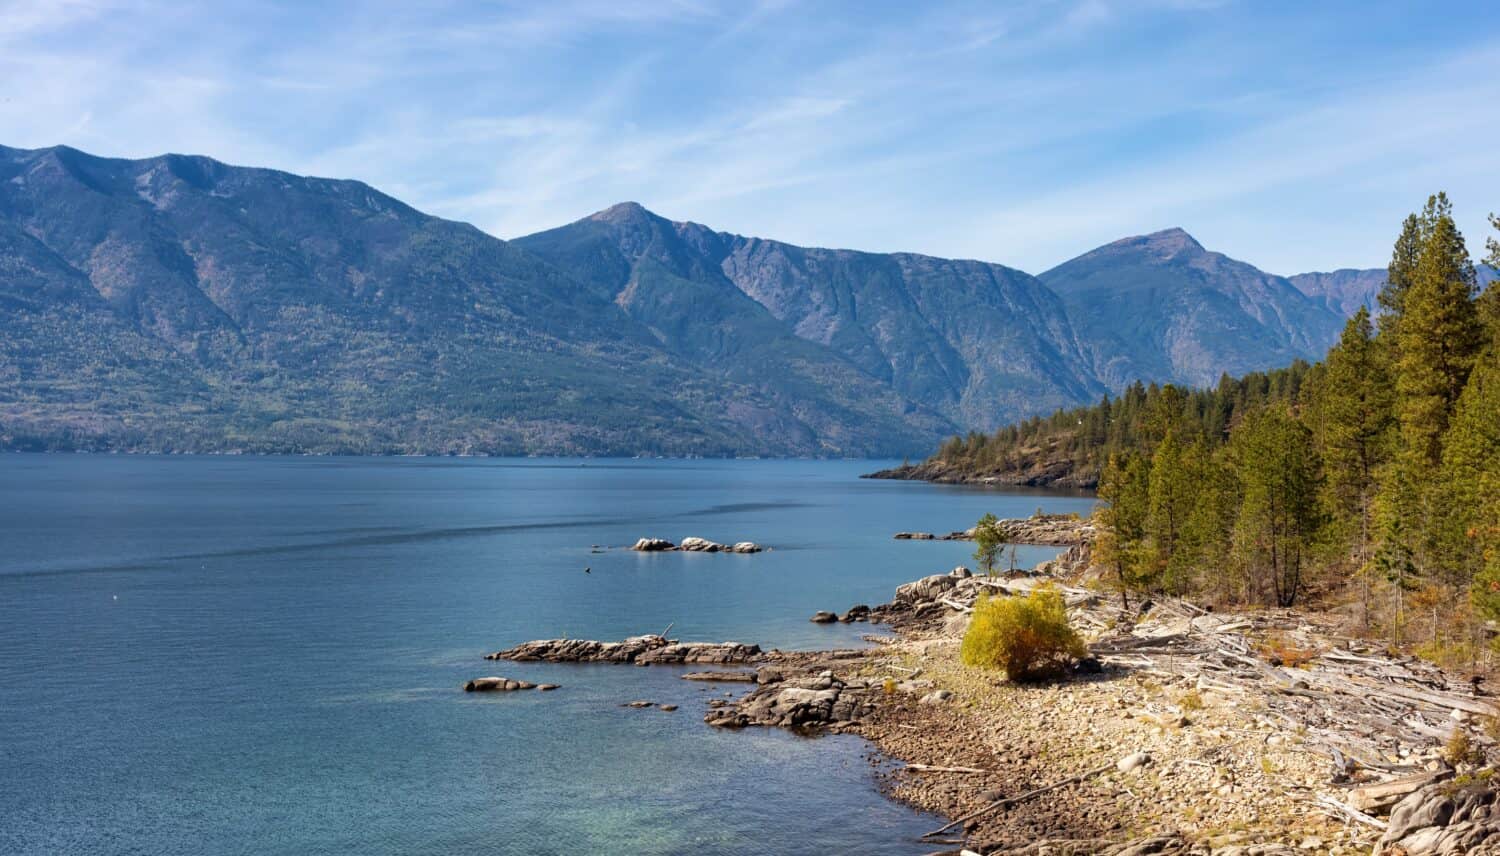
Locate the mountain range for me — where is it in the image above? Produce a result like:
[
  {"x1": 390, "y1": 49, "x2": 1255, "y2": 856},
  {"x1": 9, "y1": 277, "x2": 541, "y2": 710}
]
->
[{"x1": 0, "y1": 144, "x2": 1419, "y2": 456}]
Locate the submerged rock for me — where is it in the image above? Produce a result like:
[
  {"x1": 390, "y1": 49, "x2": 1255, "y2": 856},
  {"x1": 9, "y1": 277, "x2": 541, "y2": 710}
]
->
[
  {"x1": 894, "y1": 532, "x2": 936, "y2": 540},
  {"x1": 682, "y1": 671, "x2": 757, "y2": 683},
  {"x1": 810, "y1": 610, "x2": 838, "y2": 623}
]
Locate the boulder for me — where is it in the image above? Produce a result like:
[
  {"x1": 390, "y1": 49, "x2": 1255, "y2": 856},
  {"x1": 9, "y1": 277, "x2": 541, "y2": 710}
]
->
[
  {"x1": 810, "y1": 611, "x2": 838, "y2": 623},
  {"x1": 463, "y1": 677, "x2": 537, "y2": 692},
  {"x1": 632, "y1": 538, "x2": 676, "y2": 551},
  {"x1": 839, "y1": 604, "x2": 871, "y2": 623},
  {"x1": 1380, "y1": 776, "x2": 1500, "y2": 855},
  {"x1": 894, "y1": 532, "x2": 936, "y2": 540},
  {"x1": 920, "y1": 689, "x2": 954, "y2": 705},
  {"x1": 679, "y1": 537, "x2": 726, "y2": 552},
  {"x1": 893, "y1": 573, "x2": 958, "y2": 605},
  {"x1": 730, "y1": 542, "x2": 764, "y2": 553},
  {"x1": 1117, "y1": 751, "x2": 1152, "y2": 773},
  {"x1": 705, "y1": 673, "x2": 878, "y2": 730},
  {"x1": 950, "y1": 566, "x2": 973, "y2": 578}
]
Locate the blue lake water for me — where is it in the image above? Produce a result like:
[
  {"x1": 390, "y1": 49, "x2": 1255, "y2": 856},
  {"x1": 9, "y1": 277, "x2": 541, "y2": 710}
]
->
[{"x1": 0, "y1": 455, "x2": 1095, "y2": 855}]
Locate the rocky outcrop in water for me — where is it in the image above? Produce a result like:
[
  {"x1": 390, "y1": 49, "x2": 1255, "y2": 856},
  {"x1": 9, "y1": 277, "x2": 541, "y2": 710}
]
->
[
  {"x1": 463, "y1": 677, "x2": 538, "y2": 692},
  {"x1": 630, "y1": 537, "x2": 765, "y2": 553},
  {"x1": 704, "y1": 669, "x2": 878, "y2": 730},
  {"x1": 488, "y1": 634, "x2": 763, "y2": 665},
  {"x1": 891, "y1": 513, "x2": 1095, "y2": 546}
]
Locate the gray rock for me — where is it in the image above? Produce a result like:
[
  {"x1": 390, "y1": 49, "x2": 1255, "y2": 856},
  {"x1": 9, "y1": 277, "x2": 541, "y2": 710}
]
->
[
  {"x1": 1116, "y1": 751, "x2": 1152, "y2": 773},
  {"x1": 838, "y1": 604, "x2": 871, "y2": 622},
  {"x1": 810, "y1": 611, "x2": 838, "y2": 623},
  {"x1": 489, "y1": 634, "x2": 762, "y2": 665},
  {"x1": 464, "y1": 677, "x2": 537, "y2": 692},
  {"x1": 893, "y1": 573, "x2": 958, "y2": 605},
  {"x1": 631, "y1": 537, "x2": 676, "y2": 551}
]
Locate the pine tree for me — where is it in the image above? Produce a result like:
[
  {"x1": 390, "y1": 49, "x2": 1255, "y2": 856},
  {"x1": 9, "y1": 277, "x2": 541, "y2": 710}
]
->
[
  {"x1": 1230, "y1": 407, "x2": 1323, "y2": 607},
  {"x1": 1097, "y1": 452, "x2": 1150, "y2": 607},
  {"x1": 1317, "y1": 307, "x2": 1393, "y2": 568},
  {"x1": 1145, "y1": 430, "x2": 1197, "y2": 593},
  {"x1": 1445, "y1": 350, "x2": 1500, "y2": 622},
  {"x1": 1381, "y1": 212, "x2": 1423, "y2": 338}
]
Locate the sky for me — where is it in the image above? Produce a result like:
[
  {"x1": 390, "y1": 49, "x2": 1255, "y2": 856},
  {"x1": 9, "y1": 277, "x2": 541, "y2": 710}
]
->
[{"x1": 1, "y1": 0, "x2": 1497, "y2": 275}]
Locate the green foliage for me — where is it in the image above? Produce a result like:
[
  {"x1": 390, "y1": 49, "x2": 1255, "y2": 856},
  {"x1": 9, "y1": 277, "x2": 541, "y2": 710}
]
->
[
  {"x1": 1394, "y1": 209, "x2": 1482, "y2": 471},
  {"x1": 971, "y1": 512, "x2": 1004, "y2": 574},
  {"x1": 960, "y1": 588, "x2": 1086, "y2": 682},
  {"x1": 930, "y1": 194, "x2": 1496, "y2": 638},
  {"x1": 1229, "y1": 407, "x2": 1323, "y2": 608}
]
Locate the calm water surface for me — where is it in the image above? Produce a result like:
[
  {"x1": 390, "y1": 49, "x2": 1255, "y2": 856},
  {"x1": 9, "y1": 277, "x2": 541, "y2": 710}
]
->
[{"x1": 0, "y1": 456, "x2": 1095, "y2": 855}]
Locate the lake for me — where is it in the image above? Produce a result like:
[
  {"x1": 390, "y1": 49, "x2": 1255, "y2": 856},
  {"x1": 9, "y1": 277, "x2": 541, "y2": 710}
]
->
[{"x1": 0, "y1": 455, "x2": 1096, "y2": 855}]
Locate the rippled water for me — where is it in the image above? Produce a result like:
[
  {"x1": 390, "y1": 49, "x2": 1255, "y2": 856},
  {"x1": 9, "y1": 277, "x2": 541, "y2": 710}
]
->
[{"x1": 0, "y1": 455, "x2": 1095, "y2": 855}]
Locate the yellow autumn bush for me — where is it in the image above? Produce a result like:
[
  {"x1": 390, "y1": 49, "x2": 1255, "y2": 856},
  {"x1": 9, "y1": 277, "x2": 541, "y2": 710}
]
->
[{"x1": 960, "y1": 587, "x2": 1085, "y2": 682}]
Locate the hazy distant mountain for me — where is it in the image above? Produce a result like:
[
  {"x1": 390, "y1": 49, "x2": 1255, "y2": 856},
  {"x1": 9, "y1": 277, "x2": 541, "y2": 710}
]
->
[
  {"x1": 0, "y1": 144, "x2": 1385, "y2": 455},
  {"x1": 1289, "y1": 265, "x2": 1497, "y2": 320},
  {"x1": 517, "y1": 203, "x2": 1104, "y2": 432},
  {"x1": 0, "y1": 144, "x2": 946, "y2": 455},
  {"x1": 1039, "y1": 228, "x2": 1348, "y2": 388},
  {"x1": 1288, "y1": 268, "x2": 1386, "y2": 317}
]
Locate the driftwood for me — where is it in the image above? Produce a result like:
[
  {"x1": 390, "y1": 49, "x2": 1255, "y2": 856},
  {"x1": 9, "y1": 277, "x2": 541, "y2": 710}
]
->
[
  {"x1": 923, "y1": 763, "x2": 1114, "y2": 838},
  {"x1": 1314, "y1": 794, "x2": 1389, "y2": 830},
  {"x1": 1346, "y1": 770, "x2": 1452, "y2": 812}
]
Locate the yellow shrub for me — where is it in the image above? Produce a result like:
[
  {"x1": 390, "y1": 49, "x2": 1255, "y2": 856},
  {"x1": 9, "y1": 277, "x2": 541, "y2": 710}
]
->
[{"x1": 960, "y1": 588, "x2": 1085, "y2": 682}]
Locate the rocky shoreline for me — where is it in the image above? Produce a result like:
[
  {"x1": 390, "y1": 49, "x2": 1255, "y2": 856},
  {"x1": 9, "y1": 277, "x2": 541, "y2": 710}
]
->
[
  {"x1": 864, "y1": 460, "x2": 1099, "y2": 490},
  {"x1": 472, "y1": 515, "x2": 1500, "y2": 855}
]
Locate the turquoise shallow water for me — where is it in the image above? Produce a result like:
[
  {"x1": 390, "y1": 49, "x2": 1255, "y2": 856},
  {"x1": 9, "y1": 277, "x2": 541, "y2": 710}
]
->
[{"x1": 0, "y1": 455, "x2": 1095, "y2": 855}]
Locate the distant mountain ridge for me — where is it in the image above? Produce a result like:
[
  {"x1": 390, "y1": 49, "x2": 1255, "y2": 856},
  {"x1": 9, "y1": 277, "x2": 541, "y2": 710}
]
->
[
  {"x1": 1289, "y1": 264, "x2": 1498, "y2": 319},
  {"x1": 1039, "y1": 228, "x2": 1347, "y2": 389},
  {"x1": 0, "y1": 143, "x2": 1375, "y2": 455},
  {"x1": 516, "y1": 202, "x2": 1104, "y2": 432}
]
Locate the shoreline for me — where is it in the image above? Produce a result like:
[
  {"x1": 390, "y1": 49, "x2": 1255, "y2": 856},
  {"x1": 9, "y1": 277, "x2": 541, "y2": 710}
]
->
[
  {"x1": 485, "y1": 513, "x2": 1500, "y2": 855},
  {"x1": 863, "y1": 461, "x2": 1100, "y2": 490}
]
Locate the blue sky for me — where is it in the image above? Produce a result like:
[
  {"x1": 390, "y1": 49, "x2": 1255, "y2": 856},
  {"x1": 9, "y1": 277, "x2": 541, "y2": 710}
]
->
[{"x1": 2, "y1": 0, "x2": 1497, "y2": 274}]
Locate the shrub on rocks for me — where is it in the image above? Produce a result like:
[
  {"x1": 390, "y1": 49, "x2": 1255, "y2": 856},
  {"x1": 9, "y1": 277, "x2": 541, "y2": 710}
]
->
[{"x1": 959, "y1": 587, "x2": 1085, "y2": 682}]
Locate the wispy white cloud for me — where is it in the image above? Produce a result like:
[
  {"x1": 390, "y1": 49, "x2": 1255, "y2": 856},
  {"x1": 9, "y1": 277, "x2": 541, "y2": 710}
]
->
[{"x1": 0, "y1": 0, "x2": 1494, "y2": 274}]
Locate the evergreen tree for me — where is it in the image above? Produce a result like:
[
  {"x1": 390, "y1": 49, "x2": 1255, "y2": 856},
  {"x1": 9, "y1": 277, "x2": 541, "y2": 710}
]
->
[
  {"x1": 1096, "y1": 453, "x2": 1150, "y2": 606},
  {"x1": 1395, "y1": 213, "x2": 1480, "y2": 468},
  {"x1": 1445, "y1": 351, "x2": 1500, "y2": 622},
  {"x1": 972, "y1": 512, "x2": 1003, "y2": 574},
  {"x1": 1145, "y1": 430, "x2": 1197, "y2": 593},
  {"x1": 1230, "y1": 407, "x2": 1323, "y2": 607},
  {"x1": 1317, "y1": 307, "x2": 1393, "y2": 567}
]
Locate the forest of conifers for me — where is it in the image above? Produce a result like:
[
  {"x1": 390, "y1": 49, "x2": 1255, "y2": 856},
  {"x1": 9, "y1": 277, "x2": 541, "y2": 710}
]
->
[{"x1": 930, "y1": 195, "x2": 1500, "y2": 664}]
